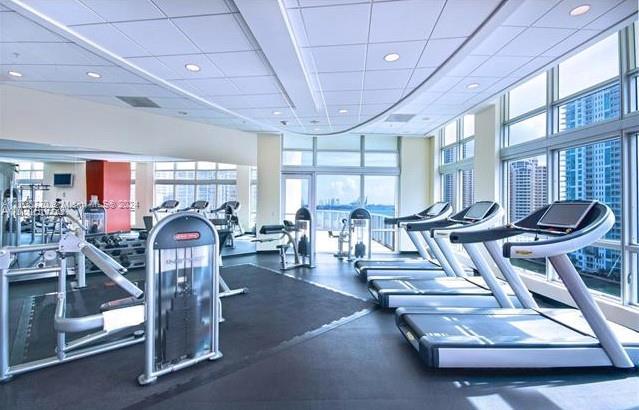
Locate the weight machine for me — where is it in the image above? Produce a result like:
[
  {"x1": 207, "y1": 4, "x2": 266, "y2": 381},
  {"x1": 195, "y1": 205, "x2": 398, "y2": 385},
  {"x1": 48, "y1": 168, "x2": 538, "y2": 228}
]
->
[
  {"x1": 347, "y1": 208, "x2": 372, "y2": 261},
  {"x1": 257, "y1": 207, "x2": 315, "y2": 270}
]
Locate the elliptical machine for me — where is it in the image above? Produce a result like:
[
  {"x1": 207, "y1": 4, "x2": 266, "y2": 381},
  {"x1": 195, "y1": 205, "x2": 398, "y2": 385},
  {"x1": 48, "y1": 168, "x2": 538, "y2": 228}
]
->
[{"x1": 347, "y1": 208, "x2": 372, "y2": 261}]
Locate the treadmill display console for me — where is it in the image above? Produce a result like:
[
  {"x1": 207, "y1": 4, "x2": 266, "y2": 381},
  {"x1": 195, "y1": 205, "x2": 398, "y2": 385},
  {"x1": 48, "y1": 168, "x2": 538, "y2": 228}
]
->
[
  {"x1": 538, "y1": 201, "x2": 595, "y2": 229},
  {"x1": 463, "y1": 202, "x2": 493, "y2": 221},
  {"x1": 426, "y1": 202, "x2": 447, "y2": 216}
]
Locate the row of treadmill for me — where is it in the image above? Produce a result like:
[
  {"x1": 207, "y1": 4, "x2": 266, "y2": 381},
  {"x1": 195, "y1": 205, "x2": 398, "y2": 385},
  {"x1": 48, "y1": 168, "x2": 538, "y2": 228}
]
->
[{"x1": 355, "y1": 200, "x2": 639, "y2": 370}]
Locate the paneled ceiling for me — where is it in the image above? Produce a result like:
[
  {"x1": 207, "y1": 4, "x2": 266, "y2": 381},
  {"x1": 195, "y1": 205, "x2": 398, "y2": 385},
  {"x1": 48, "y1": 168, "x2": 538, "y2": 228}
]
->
[{"x1": 0, "y1": 0, "x2": 636, "y2": 136}]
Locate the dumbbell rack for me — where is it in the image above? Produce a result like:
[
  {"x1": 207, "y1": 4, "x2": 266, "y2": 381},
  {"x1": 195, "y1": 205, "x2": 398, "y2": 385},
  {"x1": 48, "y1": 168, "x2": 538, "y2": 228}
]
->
[{"x1": 85, "y1": 232, "x2": 146, "y2": 274}]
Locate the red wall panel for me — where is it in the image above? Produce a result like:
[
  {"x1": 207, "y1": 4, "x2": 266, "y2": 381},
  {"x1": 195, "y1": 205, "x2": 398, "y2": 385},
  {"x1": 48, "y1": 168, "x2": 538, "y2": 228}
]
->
[{"x1": 85, "y1": 160, "x2": 131, "y2": 233}]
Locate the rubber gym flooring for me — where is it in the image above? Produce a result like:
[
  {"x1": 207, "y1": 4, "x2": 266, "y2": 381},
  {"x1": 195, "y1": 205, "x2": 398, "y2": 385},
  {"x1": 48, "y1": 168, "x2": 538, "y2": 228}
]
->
[{"x1": 2, "y1": 253, "x2": 638, "y2": 410}]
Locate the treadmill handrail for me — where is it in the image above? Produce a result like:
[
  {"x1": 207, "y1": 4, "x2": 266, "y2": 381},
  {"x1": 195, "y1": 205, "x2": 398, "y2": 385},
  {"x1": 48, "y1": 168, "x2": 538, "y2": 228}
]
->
[
  {"x1": 449, "y1": 226, "x2": 526, "y2": 244},
  {"x1": 505, "y1": 202, "x2": 613, "y2": 258},
  {"x1": 405, "y1": 219, "x2": 457, "y2": 232}
]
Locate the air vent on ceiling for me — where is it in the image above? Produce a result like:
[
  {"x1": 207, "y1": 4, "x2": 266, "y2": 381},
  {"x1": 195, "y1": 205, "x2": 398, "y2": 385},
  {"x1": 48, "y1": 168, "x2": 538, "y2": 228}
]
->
[
  {"x1": 385, "y1": 114, "x2": 415, "y2": 123},
  {"x1": 116, "y1": 96, "x2": 160, "y2": 108}
]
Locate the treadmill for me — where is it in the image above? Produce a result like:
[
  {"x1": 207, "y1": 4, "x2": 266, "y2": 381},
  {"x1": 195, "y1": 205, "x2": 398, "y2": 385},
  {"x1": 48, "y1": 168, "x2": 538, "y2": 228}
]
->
[
  {"x1": 369, "y1": 201, "x2": 520, "y2": 308},
  {"x1": 353, "y1": 202, "x2": 451, "y2": 277},
  {"x1": 396, "y1": 200, "x2": 639, "y2": 369}
]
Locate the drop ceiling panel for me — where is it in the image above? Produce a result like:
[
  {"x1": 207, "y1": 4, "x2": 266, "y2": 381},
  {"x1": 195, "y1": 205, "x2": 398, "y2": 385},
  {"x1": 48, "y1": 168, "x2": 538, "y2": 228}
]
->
[
  {"x1": 0, "y1": 42, "x2": 106, "y2": 65},
  {"x1": 406, "y1": 67, "x2": 436, "y2": 88},
  {"x1": 533, "y1": 0, "x2": 621, "y2": 29},
  {"x1": 231, "y1": 76, "x2": 281, "y2": 94},
  {"x1": 82, "y1": 0, "x2": 164, "y2": 22},
  {"x1": 173, "y1": 14, "x2": 254, "y2": 53},
  {"x1": 152, "y1": 0, "x2": 230, "y2": 17},
  {"x1": 322, "y1": 90, "x2": 361, "y2": 105},
  {"x1": 172, "y1": 77, "x2": 238, "y2": 96},
  {"x1": 364, "y1": 69, "x2": 411, "y2": 90},
  {"x1": 206, "y1": 51, "x2": 270, "y2": 77},
  {"x1": 21, "y1": 0, "x2": 105, "y2": 25},
  {"x1": 362, "y1": 88, "x2": 402, "y2": 104},
  {"x1": 296, "y1": 0, "x2": 365, "y2": 7},
  {"x1": 0, "y1": 64, "x2": 145, "y2": 83},
  {"x1": 431, "y1": 0, "x2": 501, "y2": 39},
  {"x1": 470, "y1": 26, "x2": 527, "y2": 56},
  {"x1": 584, "y1": 0, "x2": 637, "y2": 30},
  {"x1": 316, "y1": 71, "x2": 363, "y2": 91},
  {"x1": 149, "y1": 97, "x2": 207, "y2": 110},
  {"x1": 156, "y1": 54, "x2": 224, "y2": 79},
  {"x1": 502, "y1": 0, "x2": 559, "y2": 27},
  {"x1": 126, "y1": 56, "x2": 178, "y2": 78},
  {"x1": 300, "y1": 3, "x2": 370, "y2": 46},
  {"x1": 366, "y1": 41, "x2": 426, "y2": 70},
  {"x1": 369, "y1": 0, "x2": 444, "y2": 43},
  {"x1": 417, "y1": 37, "x2": 465, "y2": 68},
  {"x1": 446, "y1": 55, "x2": 491, "y2": 77},
  {"x1": 113, "y1": 19, "x2": 199, "y2": 55},
  {"x1": 470, "y1": 55, "x2": 532, "y2": 77},
  {"x1": 229, "y1": 93, "x2": 288, "y2": 108},
  {"x1": 72, "y1": 23, "x2": 151, "y2": 57},
  {"x1": 0, "y1": 11, "x2": 67, "y2": 42},
  {"x1": 541, "y1": 29, "x2": 599, "y2": 57},
  {"x1": 498, "y1": 27, "x2": 575, "y2": 57},
  {"x1": 308, "y1": 44, "x2": 366, "y2": 72}
]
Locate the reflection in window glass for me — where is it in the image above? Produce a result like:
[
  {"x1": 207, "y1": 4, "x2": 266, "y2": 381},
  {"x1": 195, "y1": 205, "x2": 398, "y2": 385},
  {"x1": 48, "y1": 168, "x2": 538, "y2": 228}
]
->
[
  {"x1": 155, "y1": 184, "x2": 174, "y2": 207},
  {"x1": 441, "y1": 146, "x2": 457, "y2": 164},
  {"x1": 365, "y1": 152, "x2": 398, "y2": 167},
  {"x1": 316, "y1": 174, "x2": 361, "y2": 231},
  {"x1": 441, "y1": 173, "x2": 456, "y2": 207},
  {"x1": 284, "y1": 177, "x2": 309, "y2": 221},
  {"x1": 217, "y1": 184, "x2": 237, "y2": 205},
  {"x1": 283, "y1": 134, "x2": 313, "y2": 150},
  {"x1": 443, "y1": 122, "x2": 457, "y2": 145},
  {"x1": 461, "y1": 169, "x2": 474, "y2": 208},
  {"x1": 196, "y1": 184, "x2": 216, "y2": 205},
  {"x1": 507, "y1": 112, "x2": 546, "y2": 146},
  {"x1": 507, "y1": 155, "x2": 548, "y2": 274},
  {"x1": 316, "y1": 135, "x2": 360, "y2": 150},
  {"x1": 365, "y1": 135, "x2": 397, "y2": 151},
  {"x1": 508, "y1": 72, "x2": 546, "y2": 119},
  {"x1": 557, "y1": 83, "x2": 620, "y2": 132},
  {"x1": 559, "y1": 139, "x2": 622, "y2": 297},
  {"x1": 283, "y1": 151, "x2": 313, "y2": 166},
  {"x1": 365, "y1": 175, "x2": 397, "y2": 251},
  {"x1": 558, "y1": 33, "x2": 619, "y2": 99},
  {"x1": 463, "y1": 115, "x2": 475, "y2": 138},
  {"x1": 462, "y1": 139, "x2": 474, "y2": 159},
  {"x1": 316, "y1": 152, "x2": 360, "y2": 167}
]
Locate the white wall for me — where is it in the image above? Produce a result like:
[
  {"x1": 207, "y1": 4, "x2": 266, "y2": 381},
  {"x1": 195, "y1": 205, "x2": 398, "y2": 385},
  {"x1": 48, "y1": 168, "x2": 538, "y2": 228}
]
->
[
  {"x1": 42, "y1": 162, "x2": 86, "y2": 203},
  {"x1": 255, "y1": 133, "x2": 281, "y2": 251},
  {"x1": 134, "y1": 162, "x2": 154, "y2": 228},
  {"x1": 0, "y1": 85, "x2": 258, "y2": 166},
  {"x1": 473, "y1": 103, "x2": 501, "y2": 202},
  {"x1": 236, "y1": 165, "x2": 251, "y2": 232},
  {"x1": 398, "y1": 137, "x2": 432, "y2": 252}
]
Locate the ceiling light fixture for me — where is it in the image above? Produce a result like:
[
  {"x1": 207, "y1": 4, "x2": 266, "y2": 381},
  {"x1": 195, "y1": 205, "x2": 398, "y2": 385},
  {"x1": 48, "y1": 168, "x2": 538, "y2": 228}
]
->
[
  {"x1": 272, "y1": 111, "x2": 282, "y2": 115},
  {"x1": 384, "y1": 53, "x2": 400, "y2": 63},
  {"x1": 338, "y1": 109, "x2": 348, "y2": 114},
  {"x1": 86, "y1": 71, "x2": 101, "y2": 79},
  {"x1": 466, "y1": 83, "x2": 480, "y2": 89},
  {"x1": 8, "y1": 70, "x2": 23, "y2": 78},
  {"x1": 185, "y1": 63, "x2": 201, "y2": 72},
  {"x1": 569, "y1": 4, "x2": 591, "y2": 16}
]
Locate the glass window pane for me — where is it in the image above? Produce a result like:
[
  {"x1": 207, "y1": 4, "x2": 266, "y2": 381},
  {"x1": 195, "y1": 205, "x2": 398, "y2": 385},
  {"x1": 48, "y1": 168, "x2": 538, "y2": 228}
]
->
[
  {"x1": 508, "y1": 72, "x2": 546, "y2": 119},
  {"x1": 557, "y1": 83, "x2": 620, "y2": 132},
  {"x1": 197, "y1": 161, "x2": 216, "y2": 170},
  {"x1": 462, "y1": 115, "x2": 475, "y2": 138},
  {"x1": 155, "y1": 170, "x2": 173, "y2": 179},
  {"x1": 316, "y1": 152, "x2": 360, "y2": 167},
  {"x1": 441, "y1": 146, "x2": 457, "y2": 164},
  {"x1": 18, "y1": 161, "x2": 32, "y2": 171},
  {"x1": 558, "y1": 33, "x2": 619, "y2": 99},
  {"x1": 567, "y1": 246, "x2": 621, "y2": 298},
  {"x1": 507, "y1": 155, "x2": 548, "y2": 275},
  {"x1": 154, "y1": 184, "x2": 174, "y2": 207},
  {"x1": 176, "y1": 162, "x2": 196, "y2": 170},
  {"x1": 175, "y1": 170, "x2": 195, "y2": 179},
  {"x1": 364, "y1": 152, "x2": 398, "y2": 167},
  {"x1": 217, "y1": 170, "x2": 237, "y2": 180},
  {"x1": 156, "y1": 162, "x2": 174, "y2": 171},
  {"x1": 365, "y1": 135, "x2": 397, "y2": 151},
  {"x1": 365, "y1": 175, "x2": 397, "y2": 251},
  {"x1": 462, "y1": 139, "x2": 474, "y2": 159},
  {"x1": 316, "y1": 135, "x2": 360, "y2": 150},
  {"x1": 217, "y1": 184, "x2": 237, "y2": 205},
  {"x1": 284, "y1": 177, "x2": 309, "y2": 219},
  {"x1": 175, "y1": 184, "x2": 195, "y2": 206},
  {"x1": 443, "y1": 122, "x2": 457, "y2": 146},
  {"x1": 33, "y1": 162, "x2": 44, "y2": 170},
  {"x1": 196, "y1": 184, "x2": 216, "y2": 205},
  {"x1": 507, "y1": 112, "x2": 546, "y2": 146},
  {"x1": 441, "y1": 173, "x2": 456, "y2": 206},
  {"x1": 316, "y1": 174, "x2": 361, "y2": 230},
  {"x1": 461, "y1": 169, "x2": 474, "y2": 208},
  {"x1": 283, "y1": 134, "x2": 314, "y2": 150},
  {"x1": 32, "y1": 171, "x2": 43, "y2": 180},
  {"x1": 197, "y1": 170, "x2": 215, "y2": 180},
  {"x1": 283, "y1": 150, "x2": 313, "y2": 166},
  {"x1": 218, "y1": 163, "x2": 237, "y2": 170},
  {"x1": 559, "y1": 138, "x2": 621, "y2": 241}
]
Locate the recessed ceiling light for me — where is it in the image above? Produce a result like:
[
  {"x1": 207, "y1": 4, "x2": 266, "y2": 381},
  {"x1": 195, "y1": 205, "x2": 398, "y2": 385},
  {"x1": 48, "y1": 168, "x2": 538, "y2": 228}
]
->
[
  {"x1": 185, "y1": 63, "x2": 201, "y2": 72},
  {"x1": 86, "y1": 71, "x2": 101, "y2": 79},
  {"x1": 273, "y1": 111, "x2": 282, "y2": 115},
  {"x1": 569, "y1": 4, "x2": 591, "y2": 16},
  {"x1": 466, "y1": 83, "x2": 480, "y2": 89},
  {"x1": 8, "y1": 70, "x2": 23, "y2": 78},
  {"x1": 338, "y1": 109, "x2": 348, "y2": 114},
  {"x1": 384, "y1": 53, "x2": 400, "y2": 63}
]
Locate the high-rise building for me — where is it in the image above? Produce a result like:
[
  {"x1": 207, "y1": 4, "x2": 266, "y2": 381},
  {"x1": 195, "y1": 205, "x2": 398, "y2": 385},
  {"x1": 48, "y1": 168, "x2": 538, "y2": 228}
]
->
[{"x1": 509, "y1": 158, "x2": 547, "y2": 222}]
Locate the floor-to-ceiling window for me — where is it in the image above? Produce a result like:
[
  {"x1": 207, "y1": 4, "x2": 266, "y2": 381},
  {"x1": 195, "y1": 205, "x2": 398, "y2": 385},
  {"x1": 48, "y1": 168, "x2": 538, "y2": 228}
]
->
[
  {"x1": 282, "y1": 134, "x2": 399, "y2": 252},
  {"x1": 499, "y1": 23, "x2": 638, "y2": 305},
  {"x1": 438, "y1": 114, "x2": 475, "y2": 211}
]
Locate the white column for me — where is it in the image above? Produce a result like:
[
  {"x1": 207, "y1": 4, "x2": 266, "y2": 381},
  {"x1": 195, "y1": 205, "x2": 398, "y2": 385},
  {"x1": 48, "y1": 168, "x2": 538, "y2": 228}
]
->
[
  {"x1": 256, "y1": 133, "x2": 282, "y2": 251},
  {"x1": 473, "y1": 104, "x2": 501, "y2": 202},
  {"x1": 134, "y1": 162, "x2": 154, "y2": 228},
  {"x1": 236, "y1": 165, "x2": 251, "y2": 232}
]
